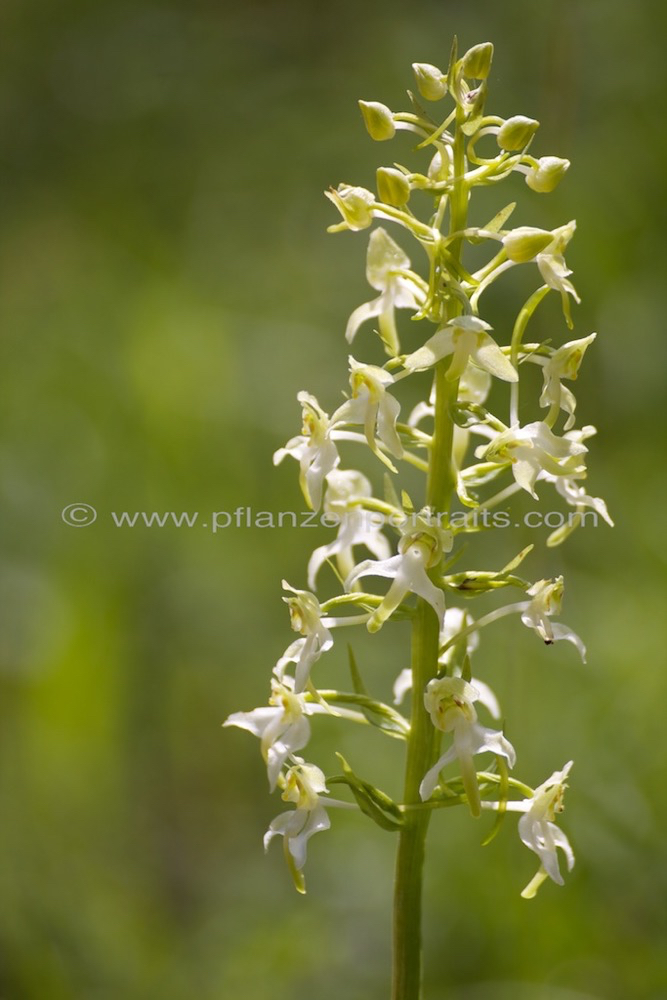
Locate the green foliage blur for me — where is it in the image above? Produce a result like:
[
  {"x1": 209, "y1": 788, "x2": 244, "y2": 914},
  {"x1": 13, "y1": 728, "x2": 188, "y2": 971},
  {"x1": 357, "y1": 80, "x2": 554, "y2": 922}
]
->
[{"x1": 1, "y1": 1, "x2": 665, "y2": 997}]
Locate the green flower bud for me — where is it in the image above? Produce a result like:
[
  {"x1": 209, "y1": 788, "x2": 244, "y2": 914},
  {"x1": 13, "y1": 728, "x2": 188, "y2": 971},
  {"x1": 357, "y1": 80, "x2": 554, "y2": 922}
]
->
[
  {"x1": 526, "y1": 156, "x2": 570, "y2": 193},
  {"x1": 412, "y1": 62, "x2": 447, "y2": 101},
  {"x1": 502, "y1": 227, "x2": 553, "y2": 263},
  {"x1": 497, "y1": 115, "x2": 539, "y2": 151},
  {"x1": 376, "y1": 166, "x2": 411, "y2": 207},
  {"x1": 359, "y1": 100, "x2": 396, "y2": 141},
  {"x1": 325, "y1": 184, "x2": 375, "y2": 231},
  {"x1": 461, "y1": 42, "x2": 494, "y2": 80}
]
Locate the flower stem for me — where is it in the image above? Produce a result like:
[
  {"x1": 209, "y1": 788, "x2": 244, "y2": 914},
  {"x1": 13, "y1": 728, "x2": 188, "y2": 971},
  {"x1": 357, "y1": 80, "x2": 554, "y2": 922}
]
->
[
  {"x1": 391, "y1": 599, "x2": 440, "y2": 999},
  {"x1": 391, "y1": 101, "x2": 468, "y2": 1000}
]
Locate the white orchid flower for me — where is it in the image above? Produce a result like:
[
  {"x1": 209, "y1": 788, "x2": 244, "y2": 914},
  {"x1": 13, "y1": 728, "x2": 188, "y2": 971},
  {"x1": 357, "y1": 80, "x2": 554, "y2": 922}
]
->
[
  {"x1": 519, "y1": 577, "x2": 586, "y2": 661},
  {"x1": 273, "y1": 392, "x2": 340, "y2": 510},
  {"x1": 556, "y1": 476, "x2": 613, "y2": 521},
  {"x1": 280, "y1": 582, "x2": 334, "y2": 691},
  {"x1": 278, "y1": 581, "x2": 372, "y2": 690},
  {"x1": 332, "y1": 358, "x2": 403, "y2": 470},
  {"x1": 264, "y1": 759, "x2": 349, "y2": 893},
  {"x1": 419, "y1": 676, "x2": 516, "y2": 816},
  {"x1": 403, "y1": 316, "x2": 518, "y2": 383},
  {"x1": 484, "y1": 761, "x2": 575, "y2": 898},
  {"x1": 536, "y1": 221, "x2": 580, "y2": 328},
  {"x1": 479, "y1": 420, "x2": 588, "y2": 498},
  {"x1": 538, "y1": 333, "x2": 597, "y2": 429},
  {"x1": 345, "y1": 514, "x2": 450, "y2": 633},
  {"x1": 345, "y1": 228, "x2": 426, "y2": 355},
  {"x1": 224, "y1": 676, "x2": 330, "y2": 790},
  {"x1": 307, "y1": 470, "x2": 390, "y2": 589},
  {"x1": 551, "y1": 475, "x2": 614, "y2": 535},
  {"x1": 393, "y1": 607, "x2": 480, "y2": 705},
  {"x1": 537, "y1": 427, "x2": 613, "y2": 544},
  {"x1": 467, "y1": 576, "x2": 586, "y2": 661},
  {"x1": 502, "y1": 220, "x2": 580, "y2": 327}
]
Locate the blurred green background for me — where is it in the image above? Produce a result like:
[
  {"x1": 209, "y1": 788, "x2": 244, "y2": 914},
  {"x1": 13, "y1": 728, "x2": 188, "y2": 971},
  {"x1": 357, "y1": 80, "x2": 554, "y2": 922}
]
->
[{"x1": 1, "y1": 0, "x2": 665, "y2": 997}]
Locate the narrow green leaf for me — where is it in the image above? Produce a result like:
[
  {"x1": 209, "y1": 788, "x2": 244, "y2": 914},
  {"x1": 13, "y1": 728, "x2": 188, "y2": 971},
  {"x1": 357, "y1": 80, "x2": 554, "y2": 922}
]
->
[
  {"x1": 383, "y1": 472, "x2": 402, "y2": 512},
  {"x1": 499, "y1": 544, "x2": 534, "y2": 575},
  {"x1": 406, "y1": 89, "x2": 433, "y2": 124},
  {"x1": 444, "y1": 571, "x2": 529, "y2": 594},
  {"x1": 318, "y1": 690, "x2": 410, "y2": 739},
  {"x1": 446, "y1": 36, "x2": 459, "y2": 99},
  {"x1": 483, "y1": 201, "x2": 516, "y2": 234},
  {"x1": 347, "y1": 645, "x2": 369, "y2": 696},
  {"x1": 333, "y1": 754, "x2": 403, "y2": 831}
]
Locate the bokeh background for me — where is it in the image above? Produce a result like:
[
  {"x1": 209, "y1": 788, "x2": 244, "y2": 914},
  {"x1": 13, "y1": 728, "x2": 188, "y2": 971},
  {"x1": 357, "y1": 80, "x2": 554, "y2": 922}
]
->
[{"x1": 1, "y1": 1, "x2": 666, "y2": 997}]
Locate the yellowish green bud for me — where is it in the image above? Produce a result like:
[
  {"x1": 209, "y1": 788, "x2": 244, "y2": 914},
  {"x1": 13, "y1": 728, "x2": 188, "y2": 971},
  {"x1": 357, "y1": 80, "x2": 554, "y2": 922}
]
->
[
  {"x1": 497, "y1": 115, "x2": 539, "y2": 151},
  {"x1": 412, "y1": 62, "x2": 447, "y2": 101},
  {"x1": 461, "y1": 42, "x2": 494, "y2": 80},
  {"x1": 526, "y1": 156, "x2": 570, "y2": 193},
  {"x1": 359, "y1": 100, "x2": 396, "y2": 141},
  {"x1": 376, "y1": 166, "x2": 411, "y2": 207},
  {"x1": 325, "y1": 184, "x2": 375, "y2": 231},
  {"x1": 502, "y1": 227, "x2": 553, "y2": 263}
]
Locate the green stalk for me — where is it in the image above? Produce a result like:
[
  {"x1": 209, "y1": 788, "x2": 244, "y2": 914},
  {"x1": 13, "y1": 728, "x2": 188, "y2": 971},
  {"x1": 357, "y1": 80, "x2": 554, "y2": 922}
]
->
[
  {"x1": 391, "y1": 600, "x2": 440, "y2": 1000},
  {"x1": 391, "y1": 100, "x2": 468, "y2": 1000}
]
